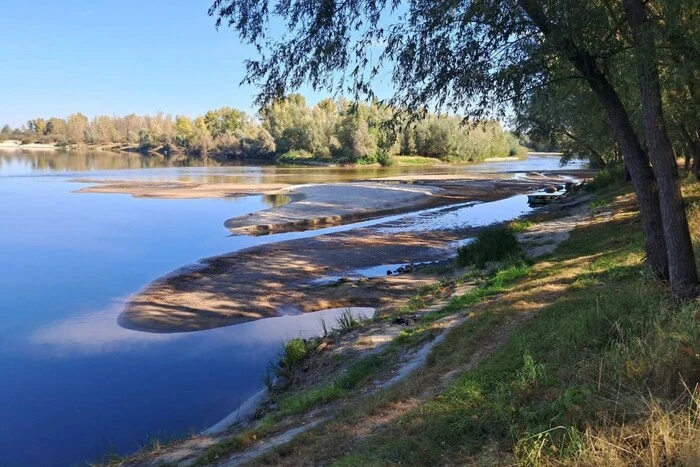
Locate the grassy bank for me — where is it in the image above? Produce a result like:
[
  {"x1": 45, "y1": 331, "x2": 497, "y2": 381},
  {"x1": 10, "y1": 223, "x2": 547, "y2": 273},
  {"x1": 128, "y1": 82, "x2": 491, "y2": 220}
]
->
[
  {"x1": 244, "y1": 179, "x2": 700, "y2": 466},
  {"x1": 274, "y1": 151, "x2": 526, "y2": 167},
  {"x1": 105, "y1": 175, "x2": 699, "y2": 467}
]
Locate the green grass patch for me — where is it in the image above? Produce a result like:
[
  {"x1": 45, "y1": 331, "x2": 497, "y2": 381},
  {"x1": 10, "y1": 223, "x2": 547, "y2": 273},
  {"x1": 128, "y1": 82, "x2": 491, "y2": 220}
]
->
[
  {"x1": 277, "y1": 354, "x2": 387, "y2": 417},
  {"x1": 457, "y1": 227, "x2": 522, "y2": 268},
  {"x1": 507, "y1": 219, "x2": 535, "y2": 233},
  {"x1": 279, "y1": 385, "x2": 345, "y2": 415},
  {"x1": 393, "y1": 155, "x2": 442, "y2": 165},
  {"x1": 273, "y1": 337, "x2": 322, "y2": 380},
  {"x1": 422, "y1": 262, "x2": 530, "y2": 324},
  {"x1": 334, "y1": 308, "x2": 369, "y2": 332}
]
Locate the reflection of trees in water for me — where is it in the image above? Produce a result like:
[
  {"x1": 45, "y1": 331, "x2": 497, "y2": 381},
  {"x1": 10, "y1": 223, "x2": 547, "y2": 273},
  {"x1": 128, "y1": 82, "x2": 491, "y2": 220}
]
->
[
  {"x1": 0, "y1": 150, "x2": 221, "y2": 172},
  {"x1": 263, "y1": 194, "x2": 291, "y2": 207}
]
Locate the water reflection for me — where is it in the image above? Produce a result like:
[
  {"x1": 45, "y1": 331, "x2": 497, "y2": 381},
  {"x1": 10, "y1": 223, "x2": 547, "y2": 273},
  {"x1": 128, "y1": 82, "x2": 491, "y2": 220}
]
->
[
  {"x1": 1, "y1": 150, "x2": 585, "y2": 185},
  {"x1": 28, "y1": 303, "x2": 374, "y2": 359},
  {"x1": 28, "y1": 300, "x2": 178, "y2": 356},
  {"x1": 375, "y1": 195, "x2": 533, "y2": 233},
  {"x1": 0, "y1": 150, "x2": 219, "y2": 174},
  {"x1": 263, "y1": 193, "x2": 291, "y2": 208}
]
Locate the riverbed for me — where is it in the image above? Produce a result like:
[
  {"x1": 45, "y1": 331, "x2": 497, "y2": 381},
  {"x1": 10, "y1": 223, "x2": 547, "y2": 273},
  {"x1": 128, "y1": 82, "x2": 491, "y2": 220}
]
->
[{"x1": 0, "y1": 151, "x2": 586, "y2": 466}]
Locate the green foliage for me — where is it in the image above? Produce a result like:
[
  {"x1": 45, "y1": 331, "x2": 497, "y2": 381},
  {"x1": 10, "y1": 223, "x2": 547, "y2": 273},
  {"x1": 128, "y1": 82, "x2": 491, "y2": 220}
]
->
[
  {"x1": 411, "y1": 117, "x2": 528, "y2": 163},
  {"x1": 281, "y1": 338, "x2": 309, "y2": 368},
  {"x1": 276, "y1": 149, "x2": 316, "y2": 165},
  {"x1": 277, "y1": 354, "x2": 385, "y2": 416},
  {"x1": 334, "y1": 309, "x2": 368, "y2": 332},
  {"x1": 278, "y1": 385, "x2": 345, "y2": 415},
  {"x1": 587, "y1": 165, "x2": 627, "y2": 192},
  {"x1": 6, "y1": 96, "x2": 525, "y2": 164},
  {"x1": 457, "y1": 227, "x2": 523, "y2": 268},
  {"x1": 274, "y1": 337, "x2": 319, "y2": 379}
]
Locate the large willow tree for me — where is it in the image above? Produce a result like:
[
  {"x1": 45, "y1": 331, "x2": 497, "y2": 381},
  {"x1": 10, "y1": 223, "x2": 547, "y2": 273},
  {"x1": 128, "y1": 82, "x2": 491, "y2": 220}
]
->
[{"x1": 209, "y1": 0, "x2": 698, "y2": 297}]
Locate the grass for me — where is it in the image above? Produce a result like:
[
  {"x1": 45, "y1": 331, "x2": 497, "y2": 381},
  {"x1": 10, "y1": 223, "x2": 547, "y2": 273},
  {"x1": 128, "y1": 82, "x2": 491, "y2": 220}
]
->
[
  {"x1": 273, "y1": 337, "x2": 321, "y2": 380},
  {"x1": 457, "y1": 226, "x2": 523, "y2": 268},
  {"x1": 190, "y1": 177, "x2": 700, "y2": 467},
  {"x1": 586, "y1": 164, "x2": 626, "y2": 191},
  {"x1": 277, "y1": 354, "x2": 387, "y2": 417},
  {"x1": 319, "y1": 181, "x2": 700, "y2": 466},
  {"x1": 421, "y1": 262, "x2": 530, "y2": 324},
  {"x1": 393, "y1": 155, "x2": 443, "y2": 165},
  {"x1": 243, "y1": 178, "x2": 700, "y2": 467},
  {"x1": 334, "y1": 308, "x2": 368, "y2": 332}
]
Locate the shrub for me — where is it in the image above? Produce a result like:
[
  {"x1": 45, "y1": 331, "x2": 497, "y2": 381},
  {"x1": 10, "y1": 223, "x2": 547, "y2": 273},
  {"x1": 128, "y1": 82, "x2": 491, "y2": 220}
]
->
[
  {"x1": 457, "y1": 227, "x2": 522, "y2": 268},
  {"x1": 587, "y1": 165, "x2": 626, "y2": 191},
  {"x1": 376, "y1": 152, "x2": 395, "y2": 166},
  {"x1": 334, "y1": 309, "x2": 368, "y2": 331},
  {"x1": 276, "y1": 149, "x2": 315, "y2": 164}
]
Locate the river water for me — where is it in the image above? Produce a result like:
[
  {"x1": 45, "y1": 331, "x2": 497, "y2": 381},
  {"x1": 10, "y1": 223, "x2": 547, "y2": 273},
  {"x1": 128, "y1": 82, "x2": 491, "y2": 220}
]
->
[{"x1": 0, "y1": 151, "x2": 583, "y2": 466}]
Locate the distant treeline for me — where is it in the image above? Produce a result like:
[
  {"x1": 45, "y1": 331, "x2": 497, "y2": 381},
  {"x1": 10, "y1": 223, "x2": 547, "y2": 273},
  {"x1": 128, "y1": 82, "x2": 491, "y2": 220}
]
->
[{"x1": 1, "y1": 95, "x2": 528, "y2": 165}]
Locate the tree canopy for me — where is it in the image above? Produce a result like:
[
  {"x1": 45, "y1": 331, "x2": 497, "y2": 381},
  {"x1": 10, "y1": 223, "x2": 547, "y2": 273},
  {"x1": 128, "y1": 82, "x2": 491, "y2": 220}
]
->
[{"x1": 2, "y1": 98, "x2": 526, "y2": 164}]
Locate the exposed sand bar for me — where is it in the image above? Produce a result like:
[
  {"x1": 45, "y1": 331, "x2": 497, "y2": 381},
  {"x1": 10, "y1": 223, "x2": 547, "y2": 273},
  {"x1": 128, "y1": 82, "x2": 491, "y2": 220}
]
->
[
  {"x1": 117, "y1": 175, "x2": 579, "y2": 333},
  {"x1": 73, "y1": 179, "x2": 291, "y2": 199},
  {"x1": 224, "y1": 182, "x2": 441, "y2": 235},
  {"x1": 75, "y1": 171, "x2": 596, "y2": 235}
]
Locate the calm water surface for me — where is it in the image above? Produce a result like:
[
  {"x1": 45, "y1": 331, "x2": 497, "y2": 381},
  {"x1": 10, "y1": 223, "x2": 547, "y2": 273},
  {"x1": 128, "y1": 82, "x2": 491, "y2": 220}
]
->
[{"x1": 0, "y1": 151, "x2": 583, "y2": 466}]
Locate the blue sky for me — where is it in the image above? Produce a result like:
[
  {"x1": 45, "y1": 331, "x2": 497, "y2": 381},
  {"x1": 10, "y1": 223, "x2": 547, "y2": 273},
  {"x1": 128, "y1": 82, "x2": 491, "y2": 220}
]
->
[{"x1": 0, "y1": 1, "x2": 340, "y2": 127}]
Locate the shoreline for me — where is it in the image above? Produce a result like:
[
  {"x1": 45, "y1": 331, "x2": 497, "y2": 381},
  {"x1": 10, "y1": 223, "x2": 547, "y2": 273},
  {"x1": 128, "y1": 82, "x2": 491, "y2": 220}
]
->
[
  {"x1": 1, "y1": 141, "x2": 565, "y2": 169},
  {"x1": 118, "y1": 188, "x2": 597, "y2": 466}
]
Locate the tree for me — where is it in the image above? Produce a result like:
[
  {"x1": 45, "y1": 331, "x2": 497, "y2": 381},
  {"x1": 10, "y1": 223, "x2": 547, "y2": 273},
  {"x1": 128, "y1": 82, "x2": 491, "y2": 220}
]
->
[
  {"x1": 261, "y1": 94, "x2": 316, "y2": 154},
  {"x1": 65, "y1": 113, "x2": 89, "y2": 144},
  {"x1": 203, "y1": 107, "x2": 248, "y2": 139},
  {"x1": 28, "y1": 118, "x2": 47, "y2": 135},
  {"x1": 209, "y1": 0, "x2": 698, "y2": 296},
  {"x1": 174, "y1": 115, "x2": 196, "y2": 148},
  {"x1": 517, "y1": 82, "x2": 620, "y2": 168},
  {"x1": 1, "y1": 124, "x2": 11, "y2": 135},
  {"x1": 621, "y1": 0, "x2": 698, "y2": 296}
]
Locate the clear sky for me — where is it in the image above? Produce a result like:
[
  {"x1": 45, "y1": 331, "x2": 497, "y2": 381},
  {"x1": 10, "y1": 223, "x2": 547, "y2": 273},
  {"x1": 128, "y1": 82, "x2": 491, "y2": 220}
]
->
[{"x1": 0, "y1": 0, "x2": 331, "y2": 127}]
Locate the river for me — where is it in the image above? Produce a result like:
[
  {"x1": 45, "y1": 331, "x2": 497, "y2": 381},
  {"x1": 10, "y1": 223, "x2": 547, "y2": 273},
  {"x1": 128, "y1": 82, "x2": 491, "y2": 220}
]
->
[{"x1": 0, "y1": 150, "x2": 584, "y2": 466}]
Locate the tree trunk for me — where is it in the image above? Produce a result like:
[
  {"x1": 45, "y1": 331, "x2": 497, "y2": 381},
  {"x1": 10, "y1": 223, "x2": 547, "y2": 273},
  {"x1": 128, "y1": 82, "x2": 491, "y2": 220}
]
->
[
  {"x1": 518, "y1": 0, "x2": 669, "y2": 279},
  {"x1": 695, "y1": 124, "x2": 700, "y2": 181},
  {"x1": 585, "y1": 70, "x2": 670, "y2": 281},
  {"x1": 623, "y1": 0, "x2": 698, "y2": 298},
  {"x1": 679, "y1": 125, "x2": 700, "y2": 179}
]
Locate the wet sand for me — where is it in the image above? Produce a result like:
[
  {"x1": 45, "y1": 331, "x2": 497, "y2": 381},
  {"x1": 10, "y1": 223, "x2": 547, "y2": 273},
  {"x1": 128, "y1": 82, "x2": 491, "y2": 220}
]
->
[{"x1": 117, "y1": 174, "x2": 580, "y2": 333}]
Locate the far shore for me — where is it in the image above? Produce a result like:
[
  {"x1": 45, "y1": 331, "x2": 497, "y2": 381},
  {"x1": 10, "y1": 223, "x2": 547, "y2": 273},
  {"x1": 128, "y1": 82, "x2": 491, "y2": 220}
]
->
[{"x1": 0, "y1": 139, "x2": 564, "y2": 168}]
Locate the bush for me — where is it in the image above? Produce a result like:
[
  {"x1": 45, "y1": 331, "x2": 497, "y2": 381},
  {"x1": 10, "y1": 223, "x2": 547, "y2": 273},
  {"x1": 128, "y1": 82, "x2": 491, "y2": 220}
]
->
[
  {"x1": 587, "y1": 165, "x2": 626, "y2": 191},
  {"x1": 457, "y1": 227, "x2": 522, "y2": 268},
  {"x1": 376, "y1": 152, "x2": 395, "y2": 166},
  {"x1": 276, "y1": 150, "x2": 315, "y2": 164}
]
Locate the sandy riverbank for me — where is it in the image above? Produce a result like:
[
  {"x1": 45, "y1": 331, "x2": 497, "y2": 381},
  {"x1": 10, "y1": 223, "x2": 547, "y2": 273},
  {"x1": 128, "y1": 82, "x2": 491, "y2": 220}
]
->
[
  {"x1": 73, "y1": 179, "x2": 292, "y2": 199},
  {"x1": 117, "y1": 173, "x2": 584, "y2": 333},
  {"x1": 0, "y1": 140, "x2": 59, "y2": 151}
]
